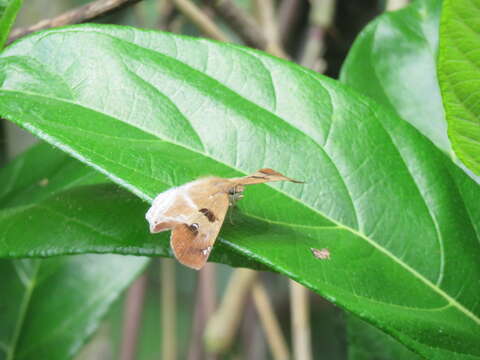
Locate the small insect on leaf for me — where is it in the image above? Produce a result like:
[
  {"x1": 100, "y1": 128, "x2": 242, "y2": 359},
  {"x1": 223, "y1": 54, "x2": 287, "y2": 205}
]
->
[
  {"x1": 311, "y1": 248, "x2": 331, "y2": 260},
  {"x1": 145, "y1": 169, "x2": 303, "y2": 270}
]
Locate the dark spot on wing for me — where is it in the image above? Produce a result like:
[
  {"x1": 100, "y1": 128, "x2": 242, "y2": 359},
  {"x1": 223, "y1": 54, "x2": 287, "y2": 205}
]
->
[
  {"x1": 199, "y1": 208, "x2": 216, "y2": 222},
  {"x1": 188, "y1": 223, "x2": 199, "y2": 234}
]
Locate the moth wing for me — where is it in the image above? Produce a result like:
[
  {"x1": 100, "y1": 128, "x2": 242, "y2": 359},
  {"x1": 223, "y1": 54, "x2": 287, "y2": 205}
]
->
[
  {"x1": 146, "y1": 186, "x2": 193, "y2": 233},
  {"x1": 236, "y1": 168, "x2": 303, "y2": 185},
  {"x1": 171, "y1": 192, "x2": 229, "y2": 270}
]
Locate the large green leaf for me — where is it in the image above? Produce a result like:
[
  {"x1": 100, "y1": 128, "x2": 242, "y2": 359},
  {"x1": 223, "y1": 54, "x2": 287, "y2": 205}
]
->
[
  {"x1": 0, "y1": 255, "x2": 148, "y2": 360},
  {"x1": 1, "y1": 25, "x2": 479, "y2": 359},
  {"x1": 438, "y1": 0, "x2": 480, "y2": 176},
  {"x1": 0, "y1": 0, "x2": 22, "y2": 48},
  {"x1": 340, "y1": 0, "x2": 448, "y2": 153},
  {"x1": 341, "y1": 0, "x2": 480, "y2": 358},
  {"x1": 0, "y1": 144, "x2": 149, "y2": 360},
  {"x1": 0, "y1": 142, "x2": 104, "y2": 208}
]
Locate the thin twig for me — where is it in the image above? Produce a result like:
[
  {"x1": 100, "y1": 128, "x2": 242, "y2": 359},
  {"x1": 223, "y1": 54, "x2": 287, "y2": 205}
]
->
[
  {"x1": 252, "y1": 0, "x2": 288, "y2": 59},
  {"x1": 299, "y1": 0, "x2": 336, "y2": 72},
  {"x1": 289, "y1": 281, "x2": 312, "y2": 360},
  {"x1": 188, "y1": 263, "x2": 218, "y2": 360},
  {"x1": 277, "y1": 0, "x2": 303, "y2": 45},
  {"x1": 7, "y1": 0, "x2": 143, "y2": 44},
  {"x1": 161, "y1": 259, "x2": 177, "y2": 360},
  {"x1": 241, "y1": 297, "x2": 267, "y2": 360},
  {"x1": 204, "y1": 268, "x2": 257, "y2": 354},
  {"x1": 168, "y1": 14, "x2": 187, "y2": 33},
  {"x1": 172, "y1": 0, "x2": 229, "y2": 42},
  {"x1": 158, "y1": 0, "x2": 175, "y2": 30},
  {"x1": 386, "y1": 0, "x2": 410, "y2": 11},
  {"x1": 120, "y1": 273, "x2": 148, "y2": 360},
  {"x1": 207, "y1": 0, "x2": 267, "y2": 49},
  {"x1": 252, "y1": 281, "x2": 290, "y2": 360}
]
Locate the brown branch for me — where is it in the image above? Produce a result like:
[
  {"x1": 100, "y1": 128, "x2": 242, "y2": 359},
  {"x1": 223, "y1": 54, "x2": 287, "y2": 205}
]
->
[
  {"x1": 299, "y1": 0, "x2": 336, "y2": 72},
  {"x1": 157, "y1": 0, "x2": 176, "y2": 30},
  {"x1": 207, "y1": 0, "x2": 268, "y2": 51},
  {"x1": 252, "y1": 0, "x2": 288, "y2": 59},
  {"x1": 252, "y1": 281, "x2": 290, "y2": 360},
  {"x1": 7, "y1": 0, "x2": 143, "y2": 44},
  {"x1": 386, "y1": 0, "x2": 410, "y2": 11},
  {"x1": 278, "y1": 0, "x2": 303, "y2": 46},
  {"x1": 188, "y1": 263, "x2": 218, "y2": 360},
  {"x1": 161, "y1": 259, "x2": 177, "y2": 360},
  {"x1": 289, "y1": 281, "x2": 312, "y2": 360},
  {"x1": 204, "y1": 268, "x2": 257, "y2": 354},
  {"x1": 172, "y1": 0, "x2": 229, "y2": 42},
  {"x1": 120, "y1": 273, "x2": 148, "y2": 360}
]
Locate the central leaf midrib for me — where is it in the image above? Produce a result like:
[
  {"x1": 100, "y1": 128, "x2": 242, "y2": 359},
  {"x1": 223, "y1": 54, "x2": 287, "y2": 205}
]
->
[{"x1": 3, "y1": 88, "x2": 479, "y2": 327}]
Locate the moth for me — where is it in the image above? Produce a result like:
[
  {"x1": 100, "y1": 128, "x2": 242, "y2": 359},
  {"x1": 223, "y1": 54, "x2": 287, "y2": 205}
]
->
[{"x1": 146, "y1": 169, "x2": 303, "y2": 270}]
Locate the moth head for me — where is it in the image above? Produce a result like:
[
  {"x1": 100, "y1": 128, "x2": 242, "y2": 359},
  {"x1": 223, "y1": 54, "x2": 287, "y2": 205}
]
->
[{"x1": 228, "y1": 184, "x2": 245, "y2": 203}]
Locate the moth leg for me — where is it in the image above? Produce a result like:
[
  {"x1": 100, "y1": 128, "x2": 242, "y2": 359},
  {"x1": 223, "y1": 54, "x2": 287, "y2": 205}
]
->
[{"x1": 227, "y1": 185, "x2": 244, "y2": 206}]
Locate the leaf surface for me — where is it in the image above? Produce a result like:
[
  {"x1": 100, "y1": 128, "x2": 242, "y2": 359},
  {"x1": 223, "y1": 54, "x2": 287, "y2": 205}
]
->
[
  {"x1": 0, "y1": 25, "x2": 479, "y2": 358},
  {"x1": 341, "y1": 0, "x2": 480, "y2": 358},
  {"x1": 0, "y1": 0, "x2": 22, "y2": 48},
  {"x1": 438, "y1": 0, "x2": 480, "y2": 176},
  {"x1": 0, "y1": 144, "x2": 149, "y2": 360}
]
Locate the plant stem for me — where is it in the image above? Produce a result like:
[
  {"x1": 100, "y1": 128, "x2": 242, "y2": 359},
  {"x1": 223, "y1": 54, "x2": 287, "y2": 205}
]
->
[
  {"x1": 120, "y1": 273, "x2": 147, "y2": 360},
  {"x1": 386, "y1": 0, "x2": 410, "y2": 11},
  {"x1": 8, "y1": 0, "x2": 143, "y2": 44},
  {"x1": 289, "y1": 280, "x2": 312, "y2": 360},
  {"x1": 161, "y1": 259, "x2": 177, "y2": 360},
  {"x1": 188, "y1": 263, "x2": 217, "y2": 360},
  {"x1": 278, "y1": 0, "x2": 303, "y2": 45},
  {"x1": 172, "y1": 0, "x2": 229, "y2": 41},
  {"x1": 204, "y1": 268, "x2": 257, "y2": 354},
  {"x1": 252, "y1": 0, "x2": 288, "y2": 59},
  {"x1": 207, "y1": 0, "x2": 268, "y2": 49},
  {"x1": 299, "y1": 0, "x2": 335, "y2": 72},
  {"x1": 252, "y1": 281, "x2": 290, "y2": 360}
]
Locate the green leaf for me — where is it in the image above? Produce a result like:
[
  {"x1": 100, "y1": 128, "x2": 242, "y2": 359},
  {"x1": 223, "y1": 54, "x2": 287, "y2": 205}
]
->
[
  {"x1": 0, "y1": 0, "x2": 22, "y2": 48},
  {"x1": 438, "y1": 0, "x2": 480, "y2": 176},
  {"x1": 0, "y1": 142, "x2": 105, "y2": 208},
  {"x1": 0, "y1": 25, "x2": 479, "y2": 359},
  {"x1": 0, "y1": 145, "x2": 149, "y2": 360},
  {"x1": 340, "y1": 0, "x2": 449, "y2": 153},
  {"x1": 0, "y1": 255, "x2": 148, "y2": 360},
  {"x1": 341, "y1": 0, "x2": 480, "y2": 358}
]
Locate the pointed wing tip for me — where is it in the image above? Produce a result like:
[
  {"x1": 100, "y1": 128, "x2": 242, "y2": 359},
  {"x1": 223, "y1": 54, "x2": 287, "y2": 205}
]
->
[{"x1": 257, "y1": 168, "x2": 304, "y2": 183}]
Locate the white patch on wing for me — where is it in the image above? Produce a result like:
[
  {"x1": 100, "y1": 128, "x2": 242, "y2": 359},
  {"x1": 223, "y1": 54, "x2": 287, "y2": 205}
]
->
[
  {"x1": 181, "y1": 191, "x2": 198, "y2": 210},
  {"x1": 146, "y1": 187, "x2": 178, "y2": 222}
]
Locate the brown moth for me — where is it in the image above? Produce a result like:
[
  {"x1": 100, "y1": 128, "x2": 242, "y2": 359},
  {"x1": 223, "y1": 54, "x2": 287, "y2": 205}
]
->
[{"x1": 146, "y1": 169, "x2": 303, "y2": 270}]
